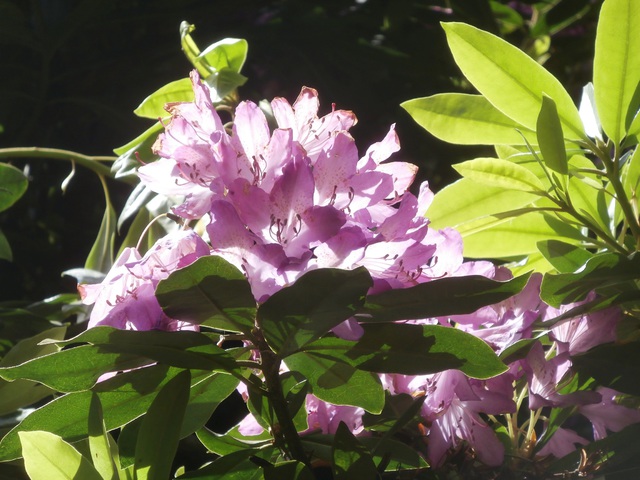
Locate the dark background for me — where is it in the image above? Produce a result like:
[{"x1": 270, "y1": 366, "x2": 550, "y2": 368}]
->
[{"x1": 0, "y1": 0, "x2": 601, "y2": 302}]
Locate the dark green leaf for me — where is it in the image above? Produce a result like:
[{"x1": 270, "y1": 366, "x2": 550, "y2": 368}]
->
[
  {"x1": 361, "y1": 273, "x2": 530, "y2": 321},
  {"x1": 0, "y1": 163, "x2": 28, "y2": 213},
  {"x1": 263, "y1": 461, "x2": 314, "y2": 480},
  {"x1": 332, "y1": 422, "x2": 377, "y2": 480},
  {"x1": 571, "y1": 340, "x2": 640, "y2": 396},
  {"x1": 196, "y1": 428, "x2": 271, "y2": 457},
  {"x1": 84, "y1": 193, "x2": 116, "y2": 273},
  {"x1": 284, "y1": 351, "x2": 384, "y2": 414},
  {"x1": 156, "y1": 256, "x2": 257, "y2": 334},
  {"x1": 0, "y1": 229, "x2": 11, "y2": 261},
  {"x1": 540, "y1": 252, "x2": 640, "y2": 307},
  {"x1": 88, "y1": 393, "x2": 118, "y2": 480},
  {"x1": 134, "y1": 370, "x2": 190, "y2": 480},
  {"x1": 536, "y1": 95, "x2": 568, "y2": 175},
  {"x1": 259, "y1": 267, "x2": 372, "y2": 356},
  {"x1": 299, "y1": 323, "x2": 507, "y2": 379},
  {"x1": 177, "y1": 448, "x2": 269, "y2": 480}
]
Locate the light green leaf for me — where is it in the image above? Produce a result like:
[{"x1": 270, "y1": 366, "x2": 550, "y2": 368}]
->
[
  {"x1": 111, "y1": 122, "x2": 164, "y2": 178},
  {"x1": 134, "y1": 78, "x2": 194, "y2": 119},
  {"x1": 442, "y1": 22, "x2": 585, "y2": 140},
  {"x1": 197, "y1": 38, "x2": 248, "y2": 73},
  {"x1": 453, "y1": 157, "x2": 546, "y2": 192},
  {"x1": 332, "y1": 422, "x2": 377, "y2": 480},
  {"x1": 284, "y1": 352, "x2": 384, "y2": 414},
  {"x1": 134, "y1": 370, "x2": 190, "y2": 480},
  {"x1": 20, "y1": 431, "x2": 103, "y2": 480},
  {"x1": 401, "y1": 93, "x2": 536, "y2": 145},
  {"x1": 536, "y1": 240, "x2": 594, "y2": 274},
  {"x1": 425, "y1": 178, "x2": 537, "y2": 230},
  {"x1": 622, "y1": 145, "x2": 640, "y2": 199},
  {"x1": 567, "y1": 175, "x2": 610, "y2": 234},
  {"x1": 537, "y1": 95, "x2": 568, "y2": 175},
  {"x1": 593, "y1": 0, "x2": 640, "y2": 145},
  {"x1": 88, "y1": 394, "x2": 119, "y2": 480},
  {"x1": 462, "y1": 211, "x2": 585, "y2": 258},
  {"x1": 0, "y1": 162, "x2": 28, "y2": 212}
]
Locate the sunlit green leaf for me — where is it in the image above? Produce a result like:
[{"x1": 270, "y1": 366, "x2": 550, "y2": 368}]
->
[
  {"x1": 593, "y1": 0, "x2": 640, "y2": 145},
  {"x1": 622, "y1": 145, "x2": 640, "y2": 199},
  {"x1": 19, "y1": 431, "x2": 103, "y2": 480},
  {"x1": 0, "y1": 163, "x2": 28, "y2": 212},
  {"x1": 537, "y1": 95, "x2": 568, "y2": 175},
  {"x1": 453, "y1": 157, "x2": 546, "y2": 192},
  {"x1": 134, "y1": 370, "x2": 190, "y2": 480},
  {"x1": 88, "y1": 393, "x2": 119, "y2": 480},
  {"x1": 332, "y1": 422, "x2": 377, "y2": 480},
  {"x1": 442, "y1": 22, "x2": 585, "y2": 140},
  {"x1": 84, "y1": 196, "x2": 116, "y2": 273},
  {"x1": 401, "y1": 93, "x2": 536, "y2": 145},
  {"x1": 197, "y1": 38, "x2": 248, "y2": 73},
  {"x1": 425, "y1": 178, "x2": 538, "y2": 230},
  {"x1": 111, "y1": 122, "x2": 164, "y2": 178},
  {"x1": 156, "y1": 256, "x2": 257, "y2": 334},
  {"x1": 195, "y1": 428, "x2": 271, "y2": 457},
  {"x1": 536, "y1": 240, "x2": 593, "y2": 273},
  {"x1": 258, "y1": 267, "x2": 372, "y2": 356},
  {"x1": 284, "y1": 351, "x2": 384, "y2": 413},
  {"x1": 134, "y1": 78, "x2": 193, "y2": 119}
]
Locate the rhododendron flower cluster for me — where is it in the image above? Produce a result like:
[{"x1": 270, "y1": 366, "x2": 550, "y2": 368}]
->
[{"x1": 79, "y1": 72, "x2": 640, "y2": 469}]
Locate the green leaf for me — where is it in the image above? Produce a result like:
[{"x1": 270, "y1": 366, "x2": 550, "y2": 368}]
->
[
  {"x1": 258, "y1": 267, "x2": 372, "y2": 356},
  {"x1": 19, "y1": 431, "x2": 103, "y2": 480},
  {"x1": 111, "y1": 122, "x2": 163, "y2": 178},
  {"x1": 284, "y1": 351, "x2": 384, "y2": 413},
  {"x1": 332, "y1": 422, "x2": 377, "y2": 480},
  {"x1": 622, "y1": 145, "x2": 640, "y2": 199},
  {"x1": 567, "y1": 174, "x2": 610, "y2": 234},
  {"x1": 134, "y1": 370, "x2": 190, "y2": 480},
  {"x1": 453, "y1": 157, "x2": 546, "y2": 192},
  {"x1": 536, "y1": 95, "x2": 568, "y2": 175},
  {"x1": 197, "y1": 38, "x2": 248, "y2": 73},
  {"x1": 442, "y1": 22, "x2": 585, "y2": 140},
  {"x1": 134, "y1": 78, "x2": 194, "y2": 119},
  {"x1": 536, "y1": 240, "x2": 593, "y2": 273},
  {"x1": 0, "y1": 344, "x2": 153, "y2": 392},
  {"x1": 593, "y1": 0, "x2": 640, "y2": 145},
  {"x1": 299, "y1": 324, "x2": 507, "y2": 380},
  {"x1": 362, "y1": 272, "x2": 530, "y2": 321},
  {"x1": 541, "y1": 252, "x2": 640, "y2": 307},
  {"x1": 156, "y1": 256, "x2": 257, "y2": 334},
  {"x1": 263, "y1": 461, "x2": 314, "y2": 480},
  {"x1": 0, "y1": 365, "x2": 210, "y2": 461},
  {"x1": 401, "y1": 93, "x2": 536, "y2": 145},
  {"x1": 0, "y1": 163, "x2": 28, "y2": 212},
  {"x1": 195, "y1": 428, "x2": 271, "y2": 457},
  {"x1": 84, "y1": 196, "x2": 116, "y2": 273},
  {"x1": 0, "y1": 229, "x2": 12, "y2": 261},
  {"x1": 177, "y1": 448, "x2": 270, "y2": 479},
  {"x1": 88, "y1": 393, "x2": 119, "y2": 480},
  {"x1": 462, "y1": 211, "x2": 585, "y2": 259}
]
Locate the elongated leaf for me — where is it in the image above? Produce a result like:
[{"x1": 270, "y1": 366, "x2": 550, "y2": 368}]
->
[
  {"x1": 258, "y1": 267, "x2": 372, "y2": 356},
  {"x1": 332, "y1": 422, "x2": 377, "y2": 480},
  {"x1": 567, "y1": 175, "x2": 609, "y2": 233},
  {"x1": 284, "y1": 352, "x2": 384, "y2": 413},
  {"x1": 541, "y1": 252, "x2": 640, "y2": 307},
  {"x1": 299, "y1": 324, "x2": 507, "y2": 380},
  {"x1": 197, "y1": 38, "x2": 248, "y2": 73},
  {"x1": 536, "y1": 240, "x2": 593, "y2": 273},
  {"x1": 401, "y1": 93, "x2": 536, "y2": 145},
  {"x1": 622, "y1": 145, "x2": 640, "y2": 198},
  {"x1": 19, "y1": 431, "x2": 103, "y2": 480},
  {"x1": 88, "y1": 393, "x2": 119, "y2": 480},
  {"x1": 264, "y1": 461, "x2": 314, "y2": 480},
  {"x1": 195, "y1": 428, "x2": 271, "y2": 457},
  {"x1": 156, "y1": 256, "x2": 257, "y2": 334},
  {"x1": 134, "y1": 370, "x2": 190, "y2": 480},
  {"x1": 537, "y1": 95, "x2": 568, "y2": 175},
  {"x1": 453, "y1": 157, "x2": 545, "y2": 192},
  {"x1": 0, "y1": 345, "x2": 152, "y2": 392},
  {"x1": 0, "y1": 163, "x2": 28, "y2": 212},
  {"x1": 593, "y1": 0, "x2": 640, "y2": 145},
  {"x1": 462, "y1": 211, "x2": 585, "y2": 258},
  {"x1": 425, "y1": 178, "x2": 537, "y2": 230},
  {"x1": 442, "y1": 22, "x2": 585, "y2": 140},
  {"x1": 0, "y1": 228, "x2": 11, "y2": 261},
  {"x1": 134, "y1": 78, "x2": 193, "y2": 119},
  {"x1": 0, "y1": 365, "x2": 210, "y2": 461},
  {"x1": 111, "y1": 122, "x2": 163, "y2": 178},
  {"x1": 177, "y1": 448, "x2": 271, "y2": 479},
  {"x1": 85, "y1": 196, "x2": 116, "y2": 273},
  {"x1": 361, "y1": 272, "x2": 530, "y2": 321}
]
